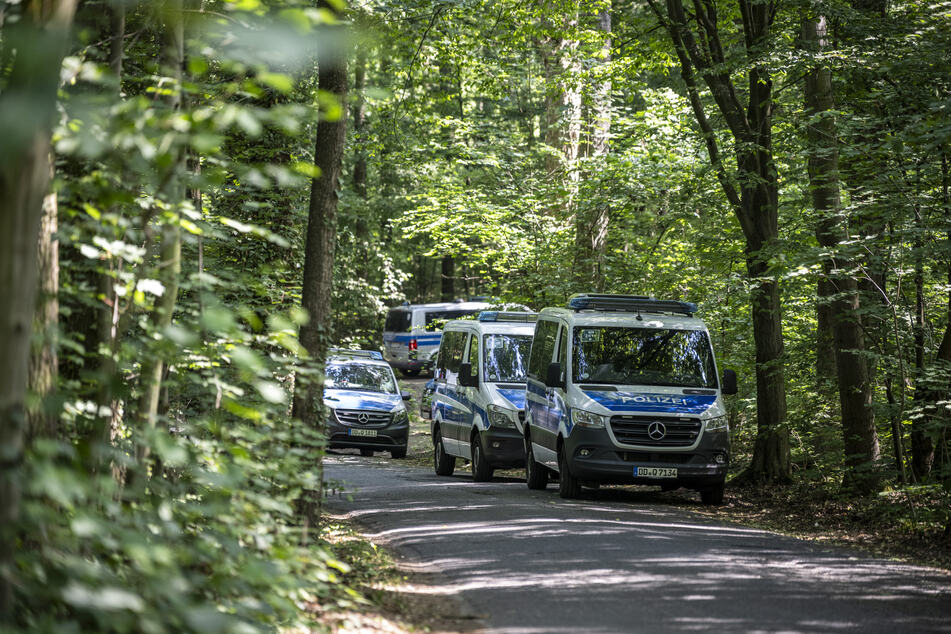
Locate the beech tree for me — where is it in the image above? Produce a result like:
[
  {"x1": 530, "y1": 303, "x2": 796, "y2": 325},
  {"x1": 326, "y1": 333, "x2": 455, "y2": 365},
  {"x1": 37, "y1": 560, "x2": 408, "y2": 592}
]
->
[{"x1": 646, "y1": 0, "x2": 791, "y2": 481}]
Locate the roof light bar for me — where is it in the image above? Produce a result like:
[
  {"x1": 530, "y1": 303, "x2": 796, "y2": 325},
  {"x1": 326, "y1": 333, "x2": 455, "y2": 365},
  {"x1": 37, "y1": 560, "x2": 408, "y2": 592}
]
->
[
  {"x1": 567, "y1": 294, "x2": 698, "y2": 317},
  {"x1": 478, "y1": 311, "x2": 538, "y2": 323},
  {"x1": 327, "y1": 348, "x2": 384, "y2": 361}
]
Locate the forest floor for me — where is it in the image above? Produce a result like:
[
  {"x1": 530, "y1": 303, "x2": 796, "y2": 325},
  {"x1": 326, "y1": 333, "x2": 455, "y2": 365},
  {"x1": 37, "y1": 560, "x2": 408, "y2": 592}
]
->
[{"x1": 316, "y1": 377, "x2": 951, "y2": 631}]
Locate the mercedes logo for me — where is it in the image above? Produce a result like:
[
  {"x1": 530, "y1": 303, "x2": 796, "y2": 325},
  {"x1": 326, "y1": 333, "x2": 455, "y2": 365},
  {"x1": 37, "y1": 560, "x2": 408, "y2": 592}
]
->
[
  {"x1": 357, "y1": 412, "x2": 370, "y2": 424},
  {"x1": 647, "y1": 421, "x2": 667, "y2": 441}
]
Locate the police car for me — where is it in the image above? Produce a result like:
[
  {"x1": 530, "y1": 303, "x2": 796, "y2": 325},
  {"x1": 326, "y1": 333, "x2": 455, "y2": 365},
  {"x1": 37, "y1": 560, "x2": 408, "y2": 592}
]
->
[
  {"x1": 430, "y1": 311, "x2": 537, "y2": 481},
  {"x1": 324, "y1": 349, "x2": 412, "y2": 459},
  {"x1": 523, "y1": 294, "x2": 737, "y2": 504}
]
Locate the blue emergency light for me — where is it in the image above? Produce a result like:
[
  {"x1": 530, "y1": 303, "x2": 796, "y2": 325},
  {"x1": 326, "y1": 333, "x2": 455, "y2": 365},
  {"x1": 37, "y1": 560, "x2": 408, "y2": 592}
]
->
[{"x1": 567, "y1": 294, "x2": 698, "y2": 317}]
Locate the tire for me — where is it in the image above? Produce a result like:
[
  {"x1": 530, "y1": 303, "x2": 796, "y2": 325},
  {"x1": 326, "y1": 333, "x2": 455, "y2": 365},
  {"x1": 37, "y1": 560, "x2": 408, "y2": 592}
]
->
[
  {"x1": 701, "y1": 482, "x2": 725, "y2": 506},
  {"x1": 470, "y1": 434, "x2": 494, "y2": 482},
  {"x1": 360, "y1": 448, "x2": 374, "y2": 457},
  {"x1": 390, "y1": 446, "x2": 407, "y2": 459},
  {"x1": 402, "y1": 368, "x2": 421, "y2": 377},
  {"x1": 525, "y1": 438, "x2": 548, "y2": 490},
  {"x1": 558, "y1": 446, "x2": 582, "y2": 499},
  {"x1": 433, "y1": 428, "x2": 455, "y2": 476}
]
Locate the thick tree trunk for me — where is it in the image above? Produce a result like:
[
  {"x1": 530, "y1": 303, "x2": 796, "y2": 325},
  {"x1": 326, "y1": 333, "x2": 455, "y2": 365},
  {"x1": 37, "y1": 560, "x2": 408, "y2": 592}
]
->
[
  {"x1": 291, "y1": 43, "x2": 348, "y2": 524},
  {"x1": 0, "y1": 0, "x2": 77, "y2": 618},
  {"x1": 649, "y1": 0, "x2": 792, "y2": 481},
  {"x1": 802, "y1": 16, "x2": 881, "y2": 493},
  {"x1": 135, "y1": 0, "x2": 184, "y2": 469}
]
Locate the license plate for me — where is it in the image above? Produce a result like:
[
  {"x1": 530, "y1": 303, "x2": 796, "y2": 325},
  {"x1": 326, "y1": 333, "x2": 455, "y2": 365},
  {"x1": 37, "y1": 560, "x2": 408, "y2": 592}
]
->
[
  {"x1": 349, "y1": 428, "x2": 377, "y2": 437},
  {"x1": 634, "y1": 466, "x2": 677, "y2": 478}
]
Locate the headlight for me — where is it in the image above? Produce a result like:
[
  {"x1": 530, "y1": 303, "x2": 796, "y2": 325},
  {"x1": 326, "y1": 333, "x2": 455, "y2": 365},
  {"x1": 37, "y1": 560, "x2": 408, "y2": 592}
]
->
[
  {"x1": 572, "y1": 409, "x2": 606, "y2": 429},
  {"x1": 392, "y1": 409, "x2": 409, "y2": 424},
  {"x1": 487, "y1": 404, "x2": 516, "y2": 428},
  {"x1": 705, "y1": 416, "x2": 728, "y2": 432}
]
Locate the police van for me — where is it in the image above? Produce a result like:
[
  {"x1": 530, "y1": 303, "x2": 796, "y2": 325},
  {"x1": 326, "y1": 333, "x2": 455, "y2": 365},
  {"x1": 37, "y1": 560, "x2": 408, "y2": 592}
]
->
[
  {"x1": 323, "y1": 348, "x2": 412, "y2": 459},
  {"x1": 522, "y1": 294, "x2": 736, "y2": 504},
  {"x1": 383, "y1": 300, "x2": 495, "y2": 376},
  {"x1": 430, "y1": 311, "x2": 537, "y2": 481}
]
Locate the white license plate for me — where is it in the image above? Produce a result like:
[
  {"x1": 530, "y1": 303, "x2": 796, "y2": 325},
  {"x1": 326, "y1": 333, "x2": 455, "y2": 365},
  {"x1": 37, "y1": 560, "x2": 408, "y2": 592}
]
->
[
  {"x1": 634, "y1": 466, "x2": 677, "y2": 478},
  {"x1": 349, "y1": 428, "x2": 377, "y2": 437}
]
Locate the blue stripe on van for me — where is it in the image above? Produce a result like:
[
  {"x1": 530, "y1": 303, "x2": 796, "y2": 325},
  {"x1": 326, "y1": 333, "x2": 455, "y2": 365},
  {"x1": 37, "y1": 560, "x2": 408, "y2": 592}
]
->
[
  {"x1": 584, "y1": 391, "x2": 716, "y2": 414},
  {"x1": 391, "y1": 334, "x2": 442, "y2": 344}
]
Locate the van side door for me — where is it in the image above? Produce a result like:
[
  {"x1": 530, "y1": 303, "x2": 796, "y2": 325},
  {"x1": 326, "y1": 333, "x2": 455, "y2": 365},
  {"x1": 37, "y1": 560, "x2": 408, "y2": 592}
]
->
[{"x1": 526, "y1": 318, "x2": 559, "y2": 465}]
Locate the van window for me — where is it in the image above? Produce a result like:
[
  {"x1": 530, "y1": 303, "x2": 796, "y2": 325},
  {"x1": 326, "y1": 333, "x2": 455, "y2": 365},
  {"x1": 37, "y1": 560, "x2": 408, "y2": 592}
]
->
[
  {"x1": 425, "y1": 310, "x2": 479, "y2": 331},
  {"x1": 527, "y1": 319, "x2": 558, "y2": 380},
  {"x1": 483, "y1": 334, "x2": 532, "y2": 382},
  {"x1": 466, "y1": 333, "x2": 479, "y2": 380},
  {"x1": 572, "y1": 327, "x2": 717, "y2": 388},
  {"x1": 444, "y1": 331, "x2": 466, "y2": 373},
  {"x1": 384, "y1": 309, "x2": 412, "y2": 332}
]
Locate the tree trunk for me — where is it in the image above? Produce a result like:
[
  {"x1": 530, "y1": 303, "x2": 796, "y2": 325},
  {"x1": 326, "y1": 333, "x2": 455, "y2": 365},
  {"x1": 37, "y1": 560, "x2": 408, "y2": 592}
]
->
[
  {"x1": 134, "y1": 0, "x2": 184, "y2": 471},
  {"x1": 0, "y1": 0, "x2": 77, "y2": 618},
  {"x1": 802, "y1": 15, "x2": 881, "y2": 493},
  {"x1": 441, "y1": 256, "x2": 455, "y2": 301},
  {"x1": 650, "y1": 0, "x2": 791, "y2": 481},
  {"x1": 291, "y1": 40, "x2": 348, "y2": 524},
  {"x1": 28, "y1": 156, "x2": 59, "y2": 441}
]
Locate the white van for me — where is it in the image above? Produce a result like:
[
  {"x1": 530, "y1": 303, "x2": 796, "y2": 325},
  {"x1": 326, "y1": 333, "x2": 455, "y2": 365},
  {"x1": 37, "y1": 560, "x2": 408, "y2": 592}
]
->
[
  {"x1": 522, "y1": 294, "x2": 737, "y2": 504},
  {"x1": 382, "y1": 300, "x2": 494, "y2": 376},
  {"x1": 430, "y1": 311, "x2": 537, "y2": 481}
]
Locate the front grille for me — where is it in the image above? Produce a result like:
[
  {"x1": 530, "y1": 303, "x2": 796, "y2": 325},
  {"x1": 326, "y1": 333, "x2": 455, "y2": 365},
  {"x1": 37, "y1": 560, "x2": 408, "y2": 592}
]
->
[
  {"x1": 609, "y1": 416, "x2": 701, "y2": 447},
  {"x1": 334, "y1": 409, "x2": 391, "y2": 427}
]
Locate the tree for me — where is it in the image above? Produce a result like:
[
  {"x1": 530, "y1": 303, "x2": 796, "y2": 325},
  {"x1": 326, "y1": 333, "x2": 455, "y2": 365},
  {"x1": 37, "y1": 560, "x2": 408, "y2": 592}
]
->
[
  {"x1": 292, "y1": 12, "x2": 348, "y2": 522},
  {"x1": 801, "y1": 13, "x2": 880, "y2": 494},
  {"x1": 647, "y1": 0, "x2": 791, "y2": 481},
  {"x1": 0, "y1": 0, "x2": 77, "y2": 617}
]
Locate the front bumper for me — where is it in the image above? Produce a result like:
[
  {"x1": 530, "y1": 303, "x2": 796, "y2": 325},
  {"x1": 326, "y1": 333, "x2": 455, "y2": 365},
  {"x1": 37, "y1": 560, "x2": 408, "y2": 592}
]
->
[
  {"x1": 328, "y1": 414, "x2": 409, "y2": 451},
  {"x1": 479, "y1": 426, "x2": 524, "y2": 468},
  {"x1": 564, "y1": 426, "x2": 728, "y2": 490}
]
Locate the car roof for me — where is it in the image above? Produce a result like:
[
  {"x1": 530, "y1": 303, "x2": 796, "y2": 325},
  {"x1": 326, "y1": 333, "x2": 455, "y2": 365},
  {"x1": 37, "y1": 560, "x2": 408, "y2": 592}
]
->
[
  {"x1": 538, "y1": 307, "x2": 706, "y2": 331},
  {"x1": 443, "y1": 318, "x2": 537, "y2": 335}
]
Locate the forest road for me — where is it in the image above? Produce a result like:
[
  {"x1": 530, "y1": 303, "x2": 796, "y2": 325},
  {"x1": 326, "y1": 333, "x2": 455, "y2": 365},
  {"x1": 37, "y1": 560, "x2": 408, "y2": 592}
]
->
[{"x1": 324, "y1": 457, "x2": 951, "y2": 634}]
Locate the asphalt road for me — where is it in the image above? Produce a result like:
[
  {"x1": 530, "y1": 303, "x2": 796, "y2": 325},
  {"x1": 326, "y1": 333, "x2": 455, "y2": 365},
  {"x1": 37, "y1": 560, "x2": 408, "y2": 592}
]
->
[{"x1": 325, "y1": 448, "x2": 951, "y2": 634}]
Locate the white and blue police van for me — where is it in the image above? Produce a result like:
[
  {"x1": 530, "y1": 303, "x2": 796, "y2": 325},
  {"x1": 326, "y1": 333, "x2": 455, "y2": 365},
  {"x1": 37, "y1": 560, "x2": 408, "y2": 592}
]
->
[
  {"x1": 323, "y1": 348, "x2": 413, "y2": 459},
  {"x1": 522, "y1": 294, "x2": 737, "y2": 504},
  {"x1": 430, "y1": 311, "x2": 537, "y2": 481},
  {"x1": 382, "y1": 300, "x2": 495, "y2": 376}
]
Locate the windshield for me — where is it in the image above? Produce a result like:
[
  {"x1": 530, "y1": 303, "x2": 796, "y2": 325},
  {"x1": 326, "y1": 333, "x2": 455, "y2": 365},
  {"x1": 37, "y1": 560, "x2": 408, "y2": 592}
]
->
[
  {"x1": 572, "y1": 327, "x2": 717, "y2": 388},
  {"x1": 325, "y1": 364, "x2": 397, "y2": 394},
  {"x1": 483, "y1": 334, "x2": 533, "y2": 383},
  {"x1": 384, "y1": 310, "x2": 411, "y2": 332}
]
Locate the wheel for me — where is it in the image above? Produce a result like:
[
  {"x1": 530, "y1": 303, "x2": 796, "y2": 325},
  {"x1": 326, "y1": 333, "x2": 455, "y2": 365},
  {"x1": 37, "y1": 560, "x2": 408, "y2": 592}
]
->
[
  {"x1": 700, "y1": 482, "x2": 725, "y2": 506},
  {"x1": 470, "y1": 434, "x2": 494, "y2": 482},
  {"x1": 525, "y1": 438, "x2": 548, "y2": 490},
  {"x1": 360, "y1": 448, "x2": 374, "y2": 457},
  {"x1": 390, "y1": 446, "x2": 407, "y2": 459},
  {"x1": 433, "y1": 428, "x2": 455, "y2": 476},
  {"x1": 558, "y1": 446, "x2": 582, "y2": 499}
]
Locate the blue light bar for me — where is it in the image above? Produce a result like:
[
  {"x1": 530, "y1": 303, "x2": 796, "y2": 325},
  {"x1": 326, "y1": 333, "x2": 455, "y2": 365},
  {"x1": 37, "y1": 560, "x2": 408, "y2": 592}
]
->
[
  {"x1": 478, "y1": 311, "x2": 538, "y2": 323},
  {"x1": 567, "y1": 294, "x2": 698, "y2": 317},
  {"x1": 327, "y1": 348, "x2": 384, "y2": 361}
]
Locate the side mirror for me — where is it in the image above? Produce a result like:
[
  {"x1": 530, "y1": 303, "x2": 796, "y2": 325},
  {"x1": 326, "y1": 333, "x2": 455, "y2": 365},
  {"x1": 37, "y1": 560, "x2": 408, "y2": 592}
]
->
[
  {"x1": 721, "y1": 369, "x2": 737, "y2": 395},
  {"x1": 401, "y1": 391, "x2": 412, "y2": 401},
  {"x1": 545, "y1": 362, "x2": 565, "y2": 389},
  {"x1": 458, "y1": 362, "x2": 479, "y2": 388}
]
